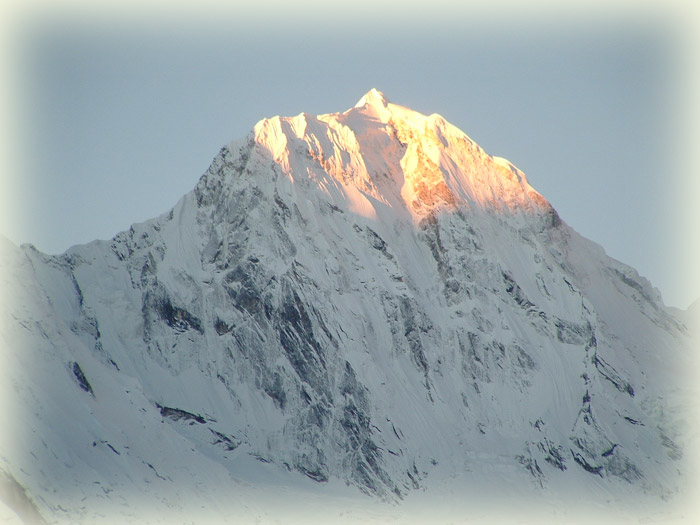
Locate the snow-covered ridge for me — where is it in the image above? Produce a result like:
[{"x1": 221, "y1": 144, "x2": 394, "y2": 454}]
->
[
  {"x1": 0, "y1": 90, "x2": 696, "y2": 524},
  {"x1": 252, "y1": 89, "x2": 552, "y2": 223}
]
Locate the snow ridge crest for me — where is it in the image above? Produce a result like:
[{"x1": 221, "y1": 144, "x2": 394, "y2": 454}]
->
[{"x1": 249, "y1": 89, "x2": 553, "y2": 223}]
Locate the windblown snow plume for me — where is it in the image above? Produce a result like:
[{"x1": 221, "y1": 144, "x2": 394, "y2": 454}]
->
[{"x1": 1, "y1": 90, "x2": 697, "y2": 524}]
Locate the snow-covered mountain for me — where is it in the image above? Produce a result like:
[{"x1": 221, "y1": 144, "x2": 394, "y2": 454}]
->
[{"x1": 1, "y1": 89, "x2": 696, "y2": 524}]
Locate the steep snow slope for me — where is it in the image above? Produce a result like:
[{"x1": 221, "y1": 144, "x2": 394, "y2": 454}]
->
[{"x1": 1, "y1": 90, "x2": 696, "y2": 523}]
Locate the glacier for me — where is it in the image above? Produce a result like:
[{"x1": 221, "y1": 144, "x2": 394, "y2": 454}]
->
[{"x1": 0, "y1": 89, "x2": 697, "y2": 524}]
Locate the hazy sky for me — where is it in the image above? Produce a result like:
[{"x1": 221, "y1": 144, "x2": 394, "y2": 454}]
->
[{"x1": 2, "y1": 1, "x2": 699, "y2": 308}]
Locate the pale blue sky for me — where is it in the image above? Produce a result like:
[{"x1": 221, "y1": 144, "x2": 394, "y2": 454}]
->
[{"x1": 3, "y1": 3, "x2": 699, "y2": 308}]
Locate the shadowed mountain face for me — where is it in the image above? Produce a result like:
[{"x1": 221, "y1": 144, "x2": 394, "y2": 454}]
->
[{"x1": 0, "y1": 90, "x2": 694, "y2": 523}]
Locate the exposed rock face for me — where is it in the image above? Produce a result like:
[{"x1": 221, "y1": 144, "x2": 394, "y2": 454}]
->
[{"x1": 0, "y1": 90, "x2": 694, "y2": 522}]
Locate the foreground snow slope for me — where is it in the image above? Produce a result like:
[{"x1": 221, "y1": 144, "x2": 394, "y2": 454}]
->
[{"x1": 1, "y1": 89, "x2": 697, "y2": 523}]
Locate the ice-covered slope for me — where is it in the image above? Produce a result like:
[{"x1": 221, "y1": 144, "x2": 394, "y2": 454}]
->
[{"x1": 1, "y1": 90, "x2": 696, "y2": 523}]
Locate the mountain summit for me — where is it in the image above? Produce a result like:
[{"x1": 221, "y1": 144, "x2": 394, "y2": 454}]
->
[
  {"x1": 354, "y1": 87, "x2": 389, "y2": 108},
  {"x1": 0, "y1": 91, "x2": 694, "y2": 523},
  {"x1": 252, "y1": 88, "x2": 551, "y2": 223}
]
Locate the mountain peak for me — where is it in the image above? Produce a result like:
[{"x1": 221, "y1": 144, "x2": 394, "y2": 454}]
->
[
  {"x1": 354, "y1": 88, "x2": 389, "y2": 109},
  {"x1": 249, "y1": 89, "x2": 554, "y2": 222},
  {"x1": 4, "y1": 88, "x2": 692, "y2": 523}
]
